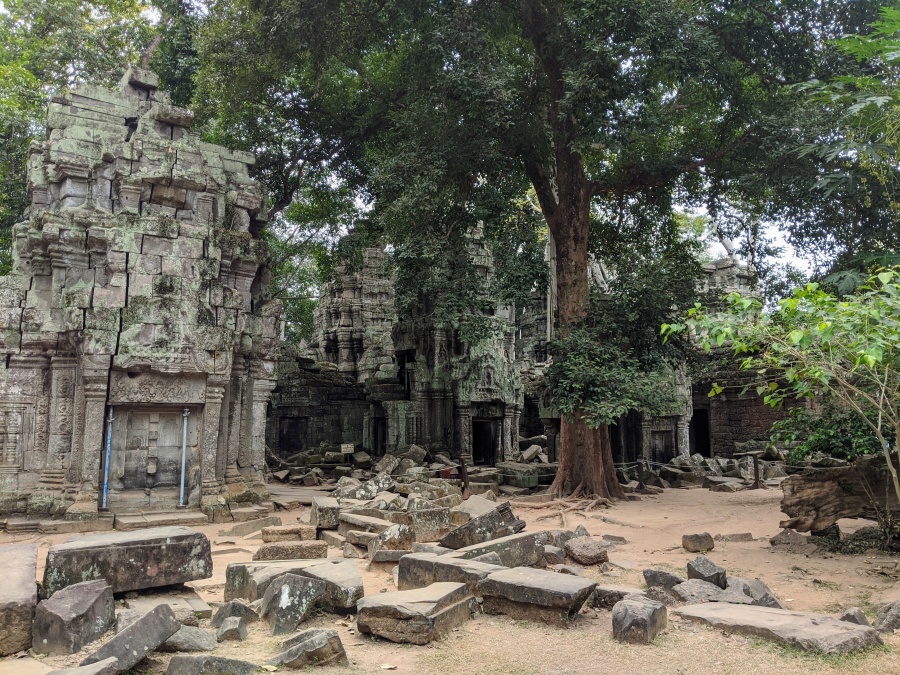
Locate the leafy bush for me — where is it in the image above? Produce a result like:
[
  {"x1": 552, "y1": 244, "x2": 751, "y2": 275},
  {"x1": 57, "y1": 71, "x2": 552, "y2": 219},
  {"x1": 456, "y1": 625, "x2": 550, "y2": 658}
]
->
[{"x1": 769, "y1": 401, "x2": 884, "y2": 465}]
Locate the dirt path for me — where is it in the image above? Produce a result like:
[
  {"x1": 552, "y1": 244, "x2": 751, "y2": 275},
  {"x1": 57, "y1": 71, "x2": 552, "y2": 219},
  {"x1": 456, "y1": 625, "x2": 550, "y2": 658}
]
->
[{"x1": 3, "y1": 487, "x2": 899, "y2": 674}]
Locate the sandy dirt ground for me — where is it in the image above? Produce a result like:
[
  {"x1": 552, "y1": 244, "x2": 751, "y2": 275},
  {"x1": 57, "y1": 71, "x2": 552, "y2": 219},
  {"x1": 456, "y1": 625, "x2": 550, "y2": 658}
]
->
[{"x1": 3, "y1": 486, "x2": 900, "y2": 675}]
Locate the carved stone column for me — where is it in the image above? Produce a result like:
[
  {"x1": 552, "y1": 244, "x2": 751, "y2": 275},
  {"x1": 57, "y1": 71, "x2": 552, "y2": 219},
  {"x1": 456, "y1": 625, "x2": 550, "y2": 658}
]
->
[
  {"x1": 66, "y1": 359, "x2": 110, "y2": 518},
  {"x1": 676, "y1": 417, "x2": 691, "y2": 457},
  {"x1": 502, "y1": 409, "x2": 514, "y2": 461},
  {"x1": 45, "y1": 356, "x2": 77, "y2": 473},
  {"x1": 640, "y1": 418, "x2": 652, "y2": 461},
  {"x1": 224, "y1": 366, "x2": 244, "y2": 483},
  {"x1": 249, "y1": 378, "x2": 277, "y2": 486},
  {"x1": 455, "y1": 404, "x2": 472, "y2": 463},
  {"x1": 200, "y1": 377, "x2": 227, "y2": 521}
]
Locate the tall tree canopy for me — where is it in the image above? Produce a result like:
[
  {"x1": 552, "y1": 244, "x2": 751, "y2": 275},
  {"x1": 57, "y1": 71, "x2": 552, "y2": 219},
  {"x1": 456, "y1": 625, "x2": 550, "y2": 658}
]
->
[{"x1": 196, "y1": 0, "x2": 887, "y2": 498}]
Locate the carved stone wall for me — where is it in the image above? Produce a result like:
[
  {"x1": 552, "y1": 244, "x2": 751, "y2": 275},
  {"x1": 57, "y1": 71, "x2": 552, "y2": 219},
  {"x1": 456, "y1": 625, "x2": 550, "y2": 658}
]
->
[{"x1": 0, "y1": 67, "x2": 280, "y2": 521}]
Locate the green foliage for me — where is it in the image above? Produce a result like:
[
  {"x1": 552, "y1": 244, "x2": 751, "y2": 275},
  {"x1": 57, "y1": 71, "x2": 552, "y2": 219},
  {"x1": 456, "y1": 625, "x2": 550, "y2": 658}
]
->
[
  {"x1": 769, "y1": 402, "x2": 884, "y2": 464},
  {"x1": 149, "y1": 0, "x2": 202, "y2": 107}
]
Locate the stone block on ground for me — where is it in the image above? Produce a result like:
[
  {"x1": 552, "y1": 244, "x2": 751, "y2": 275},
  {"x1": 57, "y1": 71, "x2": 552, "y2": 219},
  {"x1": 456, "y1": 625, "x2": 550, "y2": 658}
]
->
[
  {"x1": 368, "y1": 524, "x2": 415, "y2": 561},
  {"x1": 253, "y1": 540, "x2": 328, "y2": 561},
  {"x1": 686, "y1": 555, "x2": 727, "y2": 589},
  {"x1": 260, "y1": 573, "x2": 326, "y2": 635},
  {"x1": 121, "y1": 591, "x2": 211, "y2": 625},
  {"x1": 682, "y1": 532, "x2": 715, "y2": 552},
  {"x1": 218, "y1": 516, "x2": 281, "y2": 538},
  {"x1": 262, "y1": 525, "x2": 316, "y2": 542},
  {"x1": 875, "y1": 600, "x2": 900, "y2": 632},
  {"x1": 47, "y1": 657, "x2": 119, "y2": 675},
  {"x1": 448, "y1": 531, "x2": 544, "y2": 568},
  {"x1": 43, "y1": 527, "x2": 212, "y2": 596},
  {"x1": 269, "y1": 628, "x2": 349, "y2": 668},
  {"x1": 564, "y1": 536, "x2": 612, "y2": 565},
  {"x1": 319, "y1": 530, "x2": 346, "y2": 549},
  {"x1": 310, "y1": 497, "x2": 342, "y2": 530},
  {"x1": 216, "y1": 615, "x2": 247, "y2": 641},
  {"x1": 81, "y1": 603, "x2": 180, "y2": 672},
  {"x1": 643, "y1": 569, "x2": 685, "y2": 591},
  {"x1": 0, "y1": 542, "x2": 38, "y2": 656},
  {"x1": 450, "y1": 495, "x2": 499, "y2": 526},
  {"x1": 591, "y1": 584, "x2": 646, "y2": 609},
  {"x1": 495, "y1": 462, "x2": 539, "y2": 488},
  {"x1": 356, "y1": 582, "x2": 473, "y2": 645},
  {"x1": 337, "y1": 512, "x2": 393, "y2": 536},
  {"x1": 672, "y1": 579, "x2": 725, "y2": 603},
  {"x1": 477, "y1": 567, "x2": 597, "y2": 627},
  {"x1": 159, "y1": 625, "x2": 218, "y2": 652},
  {"x1": 473, "y1": 551, "x2": 503, "y2": 565},
  {"x1": 716, "y1": 532, "x2": 753, "y2": 542},
  {"x1": 612, "y1": 594, "x2": 667, "y2": 643},
  {"x1": 345, "y1": 530, "x2": 377, "y2": 547},
  {"x1": 386, "y1": 508, "x2": 452, "y2": 542},
  {"x1": 438, "y1": 502, "x2": 525, "y2": 549},
  {"x1": 224, "y1": 559, "x2": 362, "y2": 609},
  {"x1": 725, "y1": 576, "x2": 786, "y2": 609},
  {"x1": 374, "y1": 454, "x2": 401, "y2": 474},
  {"x1": 165, "y1": 655, "x2": 259, "y2": 675},
  {"x1": 675, "y1": 603, "x2": 883, "y2": 654},
  {"x1": 839, "y1": 607, "x2": 870, "y2": 627},
  {"x1": 32, "y1": 580, "x2": 114, "y2": 655},
  {"x1": 210, "y1": 599, "x2": 258, "y2": 628},
  {"x1": 397, "y1": 552, "x2": 507, "y2": 595}
]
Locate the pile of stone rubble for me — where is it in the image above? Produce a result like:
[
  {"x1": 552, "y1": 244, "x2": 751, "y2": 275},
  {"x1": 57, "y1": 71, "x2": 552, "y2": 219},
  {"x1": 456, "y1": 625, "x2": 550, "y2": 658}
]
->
[
  {"x1": 1, "y1": 496, "x2": 896, "y2": 672},
  {"x1": 655, "y1": 452, "x2": 788, "y2": 492}
]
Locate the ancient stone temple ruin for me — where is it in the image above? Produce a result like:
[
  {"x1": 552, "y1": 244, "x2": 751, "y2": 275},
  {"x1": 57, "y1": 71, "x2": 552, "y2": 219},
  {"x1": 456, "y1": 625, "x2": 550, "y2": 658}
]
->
[{"x1": 0, "y1": 67, "x2": 280, "y2": 523}]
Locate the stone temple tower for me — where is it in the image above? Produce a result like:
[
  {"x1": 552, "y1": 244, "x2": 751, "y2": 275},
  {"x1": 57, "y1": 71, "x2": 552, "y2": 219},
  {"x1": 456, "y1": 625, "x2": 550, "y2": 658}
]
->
[{"x1": 0, "y1": 67, "x2": 280, "y2": 525}]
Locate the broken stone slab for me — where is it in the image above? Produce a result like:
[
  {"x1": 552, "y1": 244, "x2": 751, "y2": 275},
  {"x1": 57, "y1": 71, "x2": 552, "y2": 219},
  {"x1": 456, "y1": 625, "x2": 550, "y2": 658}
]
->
[
  {"x1": 438, "y1": 502, "x2": 525, "y2": 549},
  {"x1": 477, "y1": 567, "x2": 597, "y2": 627},
  {"x1": 839, "y1": 607, "x2": 871, "y2": 626},
  {"x1": 386, "y1": 508, "x2": 452, "y2": 542},
  {"x1": 210, "y1": 599, "x2": 259, "y2": 628},
  {"x1": 47, "y1": 657, "x2": 119, "y2": 675},
  {"x1": 262, "y1": 525, "x2": 316, "y2": 542},
  {"x1": 269, "y1": 628, "x2": 349, "y2": 668},
  {"x1": 369, "y1": 549, "x2": 411, "y2": 563},
  {"x1": 473, "y1": 551, "x2": 503, "y2": 565},
  {"x1": 225, "y1": 559, "x2": 362, "y2": 610},
  {"x1": 564, "y1": 536, "x2": 612, "y2": 565},
  {"x1": 413, "y1": 542, "x2": 452, "y2": 555},
  {"x1": 122, "y1": 591, "x2": 212, "y2": 624},
  {"x1": 337, "y1": 471, "x2": 395, "y2": 501},
  {"x1": 337, "y1": 512, "x2": 393, "y2": 536},
  {"x1": 875, "y1": 600, "x2": 900, "y2": 632},
  {"x1": 726, "y1": 577, "x2": 786, "y2": 609},
  {"x1": 686, "y1": 555, "x2": 727, "y2": 589},
  {"x1": 343, "y1": 542, "x2": 366, "y2": 558},
  {"x1": 368, "y1": 524, "x2": 415, "y2": 561},
  {"x1": 252, "y1": 540, "x2": 328, "y2": 561},
  {"x1": 676, "y1": 603, "x2": 883, "y2": 654},
  {"x1": 218, "y1": 516, "x2": 282, "y2": 538},
  {"x1": 643, "y1": 569, "x2": 685, "y2": 591},
  {"x1": 32, "y1": 580, "x2": 114, "y2": 655},
  {"x1": 165, "y1": 655, "x2": 258, "y2": 675},
  {"x1": 682, "y1": 532, "x2": 715, "y2": 552},
  {"x1": 549, "y1": 564, "x2": 584, "y2": 576},
  {"x1": 43, "y1": 527, "x2": 212, "y2": 596},
  {"x1": 672, "y1": 579, "x2": 725, "y2": 603},
  {"x1": 591, "y1": 584, "x2": 646, "y2": 610},
  {"x1": 318, "y1": 530, "x2": 346, "y2": 549},
  {"x1": 260, "y1": 573, "x2": 326, "y2": 635},
  {"x1": 495, "y1": 462, "x2": 539, "y2": 488},
  {"x1": 715, "y1": 532, "x2": 754, "y2": 542},
  {"x1": 374, "y1": 454, "x2": 401, "y2": 474},
  {"x1": 447, "y1": 531, "x2": 544, "y2": 568},
  {"x1": 0, "y1": 542, "x2": 38, "y2": 656},
  {"x1": 357, "y1": 582, "x2": 473, "y2": 645},
  {"x1": 645, "y1": 586, "x2": 683, "y2": 607},
  {"x1": 397, "y1": 552, "x2": 506, "y2": 595},
  {"x1": 216, "y1": 615, "x2": 247, "y2": 641},
  {"x1": 612, "y1": 594, "x2": 667, "y2": 643},
  {"x1": 81, "y1": 603, "x2": 180, "y2": 671},
  {"x1": 310, "y1": 497, "x2": 341, "y2": 530},
  {"x1": 159, "y1": 625, "x2": 218, "y2": 652},
  {"x1": 535, "y1": 529, "x2": 577, "y2": 550},
  {"x1": 449, "y1": 494, "x2": 498, "y2": 526},
  {"x1": 345, "y1": 529, "x2": 377, "y2": 547}
]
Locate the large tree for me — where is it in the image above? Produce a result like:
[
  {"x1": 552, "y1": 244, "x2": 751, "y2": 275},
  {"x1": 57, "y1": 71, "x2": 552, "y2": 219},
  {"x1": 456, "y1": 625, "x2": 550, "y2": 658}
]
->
[{"x1": 196, "y1": 0, "x2": 884, "y2": 498}]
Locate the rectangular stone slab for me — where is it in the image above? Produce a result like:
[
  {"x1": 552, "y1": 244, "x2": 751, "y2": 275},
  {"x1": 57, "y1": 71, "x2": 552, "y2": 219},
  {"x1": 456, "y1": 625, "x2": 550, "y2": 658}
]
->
[
  {"x1": 0, "y1": 543, "x2": 38, "y2": 655},
  {"x1": 356, "y1": 582, "x2": 473, "y2": 645},
  {"x1": 43, "y1": 526, "x2": 212, "y2": 596},
  {"x1": 225, "y1": 559, "x2": 363, "y2": 609},
  {"x1": 438, "y1": 502, "x2": 524, "y2": 549},
  {"x1": 445, "y1": 531, "x2": 543, "y2": 567},
  {"x1": 398, "y1": 552, "x2": 506, "y2": 595},
  {"x1": 81, "y1": 603, "x2": 180, "y2": 671},
  {"x1": 477, "y1": 567, "x2": 597, "y2": 627},
  {"x1": 675, "y1": 603, "x2": 883, "y2": 654}
]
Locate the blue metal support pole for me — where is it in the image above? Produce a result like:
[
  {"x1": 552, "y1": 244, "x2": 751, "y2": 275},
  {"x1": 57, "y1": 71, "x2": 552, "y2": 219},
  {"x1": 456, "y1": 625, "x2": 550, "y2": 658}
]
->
[
  {"x1": 178, "y1": 407, "x2": 190, "y2": 508},
  {"x1": 100, "y1": 409, "x2": 114, "y2": 511}
]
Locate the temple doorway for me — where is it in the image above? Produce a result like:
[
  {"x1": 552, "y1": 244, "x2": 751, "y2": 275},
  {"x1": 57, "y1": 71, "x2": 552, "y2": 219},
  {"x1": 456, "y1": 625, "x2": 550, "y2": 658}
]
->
[{"x1": 472, "y1": 418, "x2": 499, "y2": 466}]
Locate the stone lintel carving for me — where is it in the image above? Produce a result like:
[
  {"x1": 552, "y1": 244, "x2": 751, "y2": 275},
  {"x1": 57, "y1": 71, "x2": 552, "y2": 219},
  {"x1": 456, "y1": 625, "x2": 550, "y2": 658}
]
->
[{"x1": 108, "y1": 371, "x2": 207, "y2": 405}]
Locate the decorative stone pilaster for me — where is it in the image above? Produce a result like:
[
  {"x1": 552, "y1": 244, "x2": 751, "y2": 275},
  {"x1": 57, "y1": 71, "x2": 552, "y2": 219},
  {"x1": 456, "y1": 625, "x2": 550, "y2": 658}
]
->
[
  {"x1": 200, "y1": 377, "x2": 229, "y2": 522},
  {"x1": 456, "y1": 404, "x2": 472, "y2": 463},
  {"x1": 249, "y1": 378, "x2": 277, "y2": 485},
  {"x1": 502, "y1": 409, "x2": 514, "y2": 461},
  {"x1": 676, "y1": 417, "x2": 691, "y2": 457},
  {"x1": 640, "y1": 419, "x2": 652, "y2": 461},
  {"x1": 65, "y1": 358, "x2": 110, "y2": 519}
]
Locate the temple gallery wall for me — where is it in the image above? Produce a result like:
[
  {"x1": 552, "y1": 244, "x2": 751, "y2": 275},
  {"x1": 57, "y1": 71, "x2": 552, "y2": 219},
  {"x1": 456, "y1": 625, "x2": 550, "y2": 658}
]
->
[{"x1": 0, "y1": 70, "x2": 786, "y2": 526}]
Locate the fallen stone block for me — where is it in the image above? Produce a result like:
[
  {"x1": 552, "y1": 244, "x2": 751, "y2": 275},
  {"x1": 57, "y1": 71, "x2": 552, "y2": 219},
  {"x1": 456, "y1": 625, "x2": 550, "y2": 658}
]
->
[
  {"x1": 369, "y1": 549, "x2": 411, "y2": 563},
  {"x1": 218, "y1": 516, "x2": 282, "y2": 538},
  {"x1": 840, "y1": 607, "x2": 870, "y2": 627},
  {"x1": 260, "y1": 573, "x2": 326, "y2": 635},
  {"x1": 216, "y1": 616, "x2": 247, "y2": 641},
  {"x1": 398, "y1": 552, "x2": 506, "y2": 595},
  {"x1": 343, "y1": 542, "x2": 366, "y2": 558},
  {"x1": 448, "y1": 531, "x2": 544, "y2": 567},
  {"x1": 672, "y1": 579, "x2": 725, "y2": 603},
  {"x1": 121, "y1": 591, "x2": 211, "y2": 625},
  {"x1": 564, "y1": 536, "x2": 612, "y2": 565},
  {"x1": 682, "y1": 532, "x2": 715, "y2": 552},
  {"x1": 438, "y1": 502, "x2": 525, "y2": 549},
  {"x1": 645, "y1": 586, "x2": 683, "y2": 607},
  {"x1": 875, "y1": 600, "x2": 900, "y2": 632},
  {"x1": 676, "y1": 603, "x2": 883, "y2": 654},
  {"x1": 47, "y1": 657, "x2": 118, "y2": 675},
  {"x1": 549, "y1": 564, "x2": 584, "y2": 576},
  {"x1": 0, "y1": 542, "x2": 38, "y2": 656},
  {"x1": 357, "y1": 582, "x2": 473, "y2": 645},
  {"x1": 449, "y1": 495, "x2": 498, "y2": 526},
  {"x1": 495, "y1": 462, "x2": 539, "y2": 488},
  {"x1": 535, "y1": 529, "x2": 577, "y2": 550},
  {"x1": 687, "y1": 555, "x2": 727, "y2": 589},
  {"x1": 43, "y1": 527, "x2": 212, "y2": 596},
  {"x1": 386, "y1": 508, "x2": 452, "y2": 542},
  {"x1": 368, "y1": 524, "x2": 415, "y2": 561},
  {"x1": 726, "y1": 576, "x2": 786, "y2": 609},
  {"x1": 252, "y1": 540, "x2": 328, "y2": 561},
  {"x1": 310, "y1": 497, "x2": 341, "y2": 530},
  {"x1": 591, "y1": 584, "x2": 646, "y2": 609},
  {"x1": 715, "y1": 532, "x2": 753, "y2": 542},
  {"x1": 319, "y1": 530, "x2": 346, "y2": 549},
  {"x1": 345, "y1": 530, "x2": 377, "y2": 546},
  {"x1": 210, "y1": 599, "x2": 258, "y2": 628},
  {"x1": 159, "y1": 626, "x2": 218, "y2": 652},
  {"x1": 473, "y1": 551, "x2": 503, "y2": 565},
  {"x1": 269, "y1": 628, "x2": 349, "y2": 668},
  {"x1": 81, "y1": 603, "x2": 180, "y2": 672},
  {"x1": 477, "y1": 567, "x2": 597, "y2": 627},
  {"x1": 225, "y1": 559, "x2": 362, "y2": 610},
  {"x1": 374, "y1": 454, "x2": 401, "y2": 474},
  {"x1": 337, "y1": 512, "x2": 393, "y2": 536},
  {"x1": 32, "y1": 580, "x2": 114, "y2": 655},
  {"x1": 337, "y1": 472, "x2": 394, "y2": 501},
  {"x1": 262, "y1": 525, "x2": 316, "y2": 542},
  {"x1": 612, "y1": 594, "x2": 667, "y2": 643},
  {"x1": 166, "y1": 655, "x2": 258, "y2": 675},
  {"x1": 413, "y1": 542, "x2": 453, "y2": 555},
  {"x1": 643, "y1": 569, "x2": 685, "y2": 591}
]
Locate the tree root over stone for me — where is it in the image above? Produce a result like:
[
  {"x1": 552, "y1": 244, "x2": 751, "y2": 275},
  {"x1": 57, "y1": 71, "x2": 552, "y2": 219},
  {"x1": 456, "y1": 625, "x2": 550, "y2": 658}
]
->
[{"x1": 510, "y1": 497, "x2": 612, "y2": 528}]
